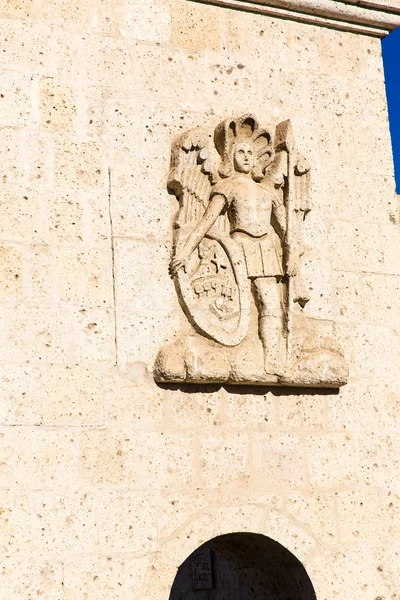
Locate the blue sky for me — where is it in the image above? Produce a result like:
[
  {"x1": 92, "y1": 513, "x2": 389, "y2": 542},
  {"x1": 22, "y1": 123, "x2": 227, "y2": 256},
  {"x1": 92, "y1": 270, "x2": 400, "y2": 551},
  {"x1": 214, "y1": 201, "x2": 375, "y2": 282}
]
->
[{"x1": 382, "y1": 28, "x2": 400, "y2": 193}]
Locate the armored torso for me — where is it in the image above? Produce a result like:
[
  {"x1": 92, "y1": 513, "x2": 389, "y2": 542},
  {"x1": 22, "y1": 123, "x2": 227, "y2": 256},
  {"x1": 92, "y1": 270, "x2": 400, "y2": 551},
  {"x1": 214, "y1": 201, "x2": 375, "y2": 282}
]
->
[{"x1": 210, "y1": 175, "x2": 279, "y2": 238}]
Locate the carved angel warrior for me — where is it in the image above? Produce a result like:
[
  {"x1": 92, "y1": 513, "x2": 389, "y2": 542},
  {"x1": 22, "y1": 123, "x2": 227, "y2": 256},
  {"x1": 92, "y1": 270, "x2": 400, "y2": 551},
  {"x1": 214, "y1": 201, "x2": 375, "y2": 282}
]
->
[{"x1": 168, "y1": 114, "x2": 310, "y2": 375}]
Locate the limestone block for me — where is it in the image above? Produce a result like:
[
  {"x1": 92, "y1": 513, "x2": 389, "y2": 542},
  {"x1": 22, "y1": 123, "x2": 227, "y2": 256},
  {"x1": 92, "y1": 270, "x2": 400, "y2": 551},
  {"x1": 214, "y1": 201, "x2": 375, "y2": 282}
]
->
[
  {"x1": 131, "y1": 43, "x2": 210, "y2": 110},
  {"x1": 315, "y1": 26, "x2": 375, "y2": 78},
  {"x1": 115, "y1": 238, "x2": 181, "y2": 365},
  {"x1": 0, "y1": 71, "x2": 33, "y2": 127},
  {"x1": 170, "y1": 0, "x2": 221, "y2": 52},
  {"x1": 266, "y1": 511, "x2": 316, "y2": 563},
  {"x1": 335, "y1": 323, "x2": 394, "y2": 378},
  {"x1": 31, "y1": 490, "x2": 98, "y2": 555},
  {"x1": 80, "y1": 429, "x2": 194, "y2": 488},
  {"x1": 0, "y1": 0, "x2": 36, "y2": 20},
  {"x1": 0, "y1": 365, "x2": 42, "y2": 426},
  {"x1": 380, "y1": 223, "x2": 400, "y2": 275},
  {"x1": 158, "y1": 511, "x2": 216, "y2": 567},
  {"x1": 0, "y1": 185, "x2": 43, "y2": 243},
  {"x1": 95, "y1": 490, "x2": 159, "y2": 552},
  {"x1": 14, "y1": 429, "x2": 78, "y2": 489},
  {"x1": 52, "y1": 28, "x2": 79, "y2": 81},
  {"x1": 54, "y1": 137, "x2": 107, "y2": 191},
  {"x1": 41, "y1": 365, "x2": 103, "y2": 426},
  {"x1": 115, "y1": 238, "x2": 176, "y2": 312},
  {"x1": 111, "y1": 172, "x2": 173, "y2": 240},
  {"x1": 277, "y1": 393, "x2": 325, "y2": 429},
  {"x1": 26, "y1": 244, "x2": 54, "y2": 304},
  {"x1": 257, "y1": 69, "x2": 311, "y2": 121},
  {"x1": 357, "y1": 433, "x2": 400, "y2": 492},
  {"x1": 104, "y1": 366, "x2": 163, "y2": 428},
  {"x1": 303, "y1": 552, "x2": 340, "y2": 600},
  {"x1": 301, "y1": 254, "x2": 333, "y2": 320},
  {"x1": 63, "y1": 554, "x2": 150, "y2": 600},
  {"x1": 123, "y1": 0, "x2": 171, "y2": 43},
  {"x1": 208, "y1": 59, "x2": 260, "y2": 114},
  {"x1": 226, "y1": 392, "x2": 273, "y2": 429},
  {"x1": 307, "y1": 433, "x2": 356, "y2": 487},
  {"x1": 79, "y1": 428, "x2": 129, "y2": 486},
  {"x1": 0, "y1": 245, "x2": 23, "y2": 299},
  {"x1": 165, "y1": 388, "x2": 222, "y2": 430},
  {"x1": 39, "y1": 0, "x2": 95, "y2": 29},
  {"x1": 285, "y1": 492, "x2": 337, "y2": 546},
  {"x1": 53, "y1": 247, "x2": 113, "y2": 306},
  {"x1": 302, "y1": 208, "x2": 328, "y2": 253},
  {"x1": 44, "y1": 190, "x2": 85, "y2": 245},
  {"x1": 327, "y1": 379, "x2": 400, "y2": 433},
  {"x1": 252, "y1": 433, "x2": 305, "y2": 489},
  {"x1": 200, "y1": 433, "x2": 249, "y2": 488},
  {"x1": 0, "y1": 20, "x2": 55, "y2": 73},
  {"x1": 39, "y1": 77, "x2": 77, "y2": 132},
  {"x1": 328, "y1": 220, "x2": 383, "y2": 272},
  {"x1": 0, "y1": 429, "x2": 14, "y2": 486},
  {"x1": 373, "y1": 546, "x2": 400, "y2": 599},
  {"x1": 44, "y1": 189, "x2": 110, "y2": 246},
  {"x1": 287, "y1": 23, "x2": 320, "y2": 69},
  {"x1": 93, "y1": 0, "x2": 124, "y2": 36},
  {"x1": 308, "y1": 74, "x2": 353, "y2": 121},
  {"x1": 72, "y1": 306, "x2": 115, "y2": 362},
  {"x1": 81, "y1": 86, "x2": 107, "y2": 138},
  {"x1": 141, "y1": 555, "x2": 177, "y2": 600},
  {"x1": 22, "y1": 129, "x2": 53, "y2": 186},
  {"x1": 157, "y1": 491, "x2": 211, "y2": 538},
  {"x1": 212, "y1": 504, "x2": 266, "y2": 534},
  {"x1": 336, "y1": 490, "x2": 400, "y2": 545},
  {"x1": 105, "y1": 91, "x2": 141, "y2": 164},
  {"x1": 7, "y1": 305, "x2": 73, "y2": 363},
  {"x1": 224, "y1": 12, "x2": 290, "y2": 62},
  {"x1": 0, "y1": 128, "x2": 23, "y2": 184},
  {"x1": 85, "y1": 191, "x2": 111, "y2": 245},
  {"x1": 328, "y1": 549, "x2": 386, "y2": 600},
  {"x1": 351, "y1": 75, "x2": 389, "y2": 124},
  {"x1": 79, "y1": 34, "x2": 132, "y2": 88},
  {"x1": 0, "y1": 558, "x2": 63, "y2": 600},
  {"x1": 333, "y1": 270, "x2": 363, "y2": 323},
  {"x1": 362, "y1": 273, "x2": 400, "y2": 326},
  {"x1": 338, "y1": 123, "x2": 394, "y2": 178},
  {"x1": 133, "y1": 108, "x2": 218, "y2": 176},
  {"x1": 0, "y1": 490, "x2": 33, "y2": 557},
  {"x1": 117, "y1": 308, "x2": 181, "y2": 368}
]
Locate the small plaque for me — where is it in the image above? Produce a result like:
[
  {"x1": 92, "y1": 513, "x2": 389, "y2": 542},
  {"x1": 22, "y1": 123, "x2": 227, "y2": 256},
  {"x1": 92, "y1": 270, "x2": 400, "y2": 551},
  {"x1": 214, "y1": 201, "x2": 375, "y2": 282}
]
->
[{"x1": 191, "y1": 547, "x2": 213, "y2": 590}]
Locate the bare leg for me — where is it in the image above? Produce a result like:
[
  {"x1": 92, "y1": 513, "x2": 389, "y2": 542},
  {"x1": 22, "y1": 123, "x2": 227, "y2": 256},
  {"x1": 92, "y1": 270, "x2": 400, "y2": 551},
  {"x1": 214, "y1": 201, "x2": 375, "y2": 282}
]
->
[{"x1": 252, "y1": 277, "x2": 285, "y2": 376}]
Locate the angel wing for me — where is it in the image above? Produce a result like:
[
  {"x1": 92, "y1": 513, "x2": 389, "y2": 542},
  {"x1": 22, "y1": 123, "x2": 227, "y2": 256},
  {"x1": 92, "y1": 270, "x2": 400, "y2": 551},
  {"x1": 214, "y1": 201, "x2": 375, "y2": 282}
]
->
[{"x1": 168, "y1": 127, "x2": 228, "y2": 247}]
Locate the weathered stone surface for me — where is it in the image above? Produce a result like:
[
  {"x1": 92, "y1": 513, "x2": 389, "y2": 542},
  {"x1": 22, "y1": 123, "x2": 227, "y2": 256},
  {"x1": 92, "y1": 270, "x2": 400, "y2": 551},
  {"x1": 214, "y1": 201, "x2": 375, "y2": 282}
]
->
[{"x1": 0, "y1": 0, "x2": 397, "y2": 597}]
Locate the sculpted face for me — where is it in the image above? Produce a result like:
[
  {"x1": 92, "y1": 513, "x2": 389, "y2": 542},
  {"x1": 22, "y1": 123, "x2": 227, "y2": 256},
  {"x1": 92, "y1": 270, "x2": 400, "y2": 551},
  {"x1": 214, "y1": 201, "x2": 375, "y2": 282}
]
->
[{"x1": 233, "y1": 142, "x2": 255, "y2": 174}]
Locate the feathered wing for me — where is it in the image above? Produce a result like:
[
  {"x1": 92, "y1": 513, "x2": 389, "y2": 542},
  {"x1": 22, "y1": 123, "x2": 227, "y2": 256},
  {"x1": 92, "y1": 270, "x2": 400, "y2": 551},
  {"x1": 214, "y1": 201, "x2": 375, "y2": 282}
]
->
[{"x1": 168, "y1": 127, "x2": 228, "y2": 249}]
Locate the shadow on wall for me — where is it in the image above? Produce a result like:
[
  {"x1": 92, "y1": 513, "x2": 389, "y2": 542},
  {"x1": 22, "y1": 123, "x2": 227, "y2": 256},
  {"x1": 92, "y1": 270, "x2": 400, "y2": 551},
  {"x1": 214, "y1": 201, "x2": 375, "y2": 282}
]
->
[
  {"x1": 169, "y1": 532, "x2": 317, "y2": 600},
  {"x1": 382, "y1": 27, "x2": 400, "y2": 194}
]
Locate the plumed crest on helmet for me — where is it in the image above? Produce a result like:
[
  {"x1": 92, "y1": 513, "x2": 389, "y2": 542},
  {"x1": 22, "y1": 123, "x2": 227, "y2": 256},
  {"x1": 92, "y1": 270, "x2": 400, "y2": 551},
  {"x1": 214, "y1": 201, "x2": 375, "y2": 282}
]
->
[{"x1": 214, "y1": 114, "x2": 275, "y2": 180}]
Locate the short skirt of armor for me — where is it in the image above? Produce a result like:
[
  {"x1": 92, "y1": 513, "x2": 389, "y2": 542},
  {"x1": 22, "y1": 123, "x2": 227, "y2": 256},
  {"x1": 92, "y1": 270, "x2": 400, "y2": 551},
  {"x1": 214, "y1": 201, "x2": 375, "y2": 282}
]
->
[{"x1": 232, "y1": 231, "x2": 283, "y2": 279}]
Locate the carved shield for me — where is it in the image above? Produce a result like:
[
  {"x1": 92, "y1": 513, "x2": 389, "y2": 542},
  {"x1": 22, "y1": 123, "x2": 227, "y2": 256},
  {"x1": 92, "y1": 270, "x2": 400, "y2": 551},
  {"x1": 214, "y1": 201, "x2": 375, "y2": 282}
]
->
[{"x1": 175, "y1": 227, "x2": 251, "y2": 347}]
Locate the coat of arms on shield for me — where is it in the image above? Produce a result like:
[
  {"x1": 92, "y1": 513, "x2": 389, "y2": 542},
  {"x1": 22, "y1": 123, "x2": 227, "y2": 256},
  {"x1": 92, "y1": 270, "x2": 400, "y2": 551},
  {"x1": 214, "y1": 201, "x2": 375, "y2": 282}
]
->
[{"x1": 154, "y1": 114, "x2": 348, "y2": 388}]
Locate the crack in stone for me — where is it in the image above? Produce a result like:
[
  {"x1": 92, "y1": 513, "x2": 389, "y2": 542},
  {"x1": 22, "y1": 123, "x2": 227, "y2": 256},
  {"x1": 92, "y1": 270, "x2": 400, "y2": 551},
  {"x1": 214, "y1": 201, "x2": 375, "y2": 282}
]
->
[{"x1": 108, "y1": 166, "x2": 118, "y2": 366}]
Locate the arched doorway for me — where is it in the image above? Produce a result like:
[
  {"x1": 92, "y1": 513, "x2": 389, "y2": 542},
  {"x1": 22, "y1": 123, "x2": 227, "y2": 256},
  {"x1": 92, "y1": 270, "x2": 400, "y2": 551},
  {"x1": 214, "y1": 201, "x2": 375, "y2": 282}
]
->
[{"x1": 169, "y1": 532, "x2": 317, "y2": 599}]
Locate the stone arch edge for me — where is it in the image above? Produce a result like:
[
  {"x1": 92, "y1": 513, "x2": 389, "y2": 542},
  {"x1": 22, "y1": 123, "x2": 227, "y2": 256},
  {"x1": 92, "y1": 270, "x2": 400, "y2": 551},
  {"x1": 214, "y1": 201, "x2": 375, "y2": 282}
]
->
[{"x1": 140, "y1": 503, "x2": 337, "y2": 600}]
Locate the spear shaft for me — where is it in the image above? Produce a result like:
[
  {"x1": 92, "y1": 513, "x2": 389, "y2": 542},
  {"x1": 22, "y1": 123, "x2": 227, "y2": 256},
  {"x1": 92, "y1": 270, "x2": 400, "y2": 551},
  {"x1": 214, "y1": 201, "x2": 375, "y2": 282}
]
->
[{"x1": 286, "y1": 147, "x2": 295, "y2": 364}]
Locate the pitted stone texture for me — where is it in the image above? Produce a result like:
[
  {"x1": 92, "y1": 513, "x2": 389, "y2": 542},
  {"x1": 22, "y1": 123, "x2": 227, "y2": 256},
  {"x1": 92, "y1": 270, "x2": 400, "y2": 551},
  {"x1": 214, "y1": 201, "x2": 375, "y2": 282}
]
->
[{"x1": 0, "y1": 1, "x2": 397, "y2": 598}]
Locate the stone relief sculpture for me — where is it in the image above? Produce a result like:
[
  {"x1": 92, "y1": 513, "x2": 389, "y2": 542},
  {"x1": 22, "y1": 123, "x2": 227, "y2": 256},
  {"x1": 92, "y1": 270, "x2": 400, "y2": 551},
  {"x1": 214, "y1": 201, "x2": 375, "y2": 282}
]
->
[{"x1": 154, "y1": 115, "x2": 348, "y2": 387}]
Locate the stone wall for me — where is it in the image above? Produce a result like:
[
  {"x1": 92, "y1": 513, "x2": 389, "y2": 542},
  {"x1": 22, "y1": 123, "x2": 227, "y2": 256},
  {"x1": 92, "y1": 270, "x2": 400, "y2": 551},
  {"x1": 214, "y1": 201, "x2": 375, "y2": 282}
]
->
[{"x1": 0, "y1": 0, "x2": 399, "y2": 598}]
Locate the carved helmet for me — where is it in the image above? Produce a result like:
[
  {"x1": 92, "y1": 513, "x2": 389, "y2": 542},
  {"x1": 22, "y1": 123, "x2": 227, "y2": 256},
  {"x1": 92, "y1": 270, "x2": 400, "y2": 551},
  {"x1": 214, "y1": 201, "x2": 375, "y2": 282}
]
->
[{"x1": 214, "y1": 114, "x2": 275, "y2": 180}]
